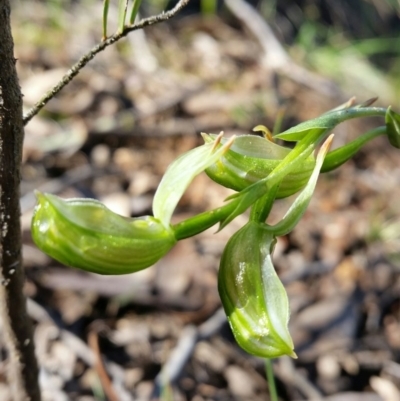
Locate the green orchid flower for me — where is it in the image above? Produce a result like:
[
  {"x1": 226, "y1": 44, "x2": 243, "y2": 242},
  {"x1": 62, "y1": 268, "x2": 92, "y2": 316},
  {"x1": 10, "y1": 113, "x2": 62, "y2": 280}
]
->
[
  {"x1": 218, "y1": 221, "x2": 296, "y2": 358},
  {"x1": 203, "y1": 132, "x2": 316, "y2": 198},
  {"x1": 32, "y1": 192, "x2": 177, "y2": 274}
]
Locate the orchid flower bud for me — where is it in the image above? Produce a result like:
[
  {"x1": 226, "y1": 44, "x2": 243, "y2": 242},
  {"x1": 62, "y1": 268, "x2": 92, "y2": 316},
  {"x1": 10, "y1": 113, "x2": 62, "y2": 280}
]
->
[
  {"x1": 203, "y1": 133, "x2": 316, "y2": 198},
  {"x1": 31, "y1": 192, "x2": 176, "y2": 275},
  {"x1": 218, "y1": 221, "x2": 296, "y2": 358}
]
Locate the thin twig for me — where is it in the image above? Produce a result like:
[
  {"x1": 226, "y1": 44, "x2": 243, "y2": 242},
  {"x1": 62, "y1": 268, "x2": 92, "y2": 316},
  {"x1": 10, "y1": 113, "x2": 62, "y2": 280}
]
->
[
  {"x1": 275, "y1": 356, "x2": 323, "y2": 400},
  {"x1": 88, "y1": 330, "x2": 120, "y2": 401},
  {"x1": 27, "y1": 298, "x2": 134, "y2": 401},
  {"x1": 151, "y1": 308, "x2": 227, "y2": 399},
  {"x1": 23, "y1": 0, "x2": 191, "y2": 125}
]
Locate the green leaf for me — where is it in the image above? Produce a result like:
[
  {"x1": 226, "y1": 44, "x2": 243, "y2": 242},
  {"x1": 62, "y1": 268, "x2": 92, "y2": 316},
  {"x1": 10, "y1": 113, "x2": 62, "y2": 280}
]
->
[
  {"x1": 385, "y1": 107, "x2": 400, "y2": 149},
  {"x1": 32, "y1": 193, "x2": 176, "y2": 275},
  {"x1": 153, "y1": 135, "x2": 234, "y2": 228},
  {"x1": 275, "y1": 107, "x2": 386, "y2": 142},
  {"x1": 218, "y1": 221, "x2": 296, "y2": 358}
]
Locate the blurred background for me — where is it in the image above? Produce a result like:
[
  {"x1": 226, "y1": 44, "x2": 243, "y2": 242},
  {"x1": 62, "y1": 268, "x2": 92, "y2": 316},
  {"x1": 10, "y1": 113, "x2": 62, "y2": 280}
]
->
[{"x1": 9, "y1": 0, "x2": 400, "y2": 400}]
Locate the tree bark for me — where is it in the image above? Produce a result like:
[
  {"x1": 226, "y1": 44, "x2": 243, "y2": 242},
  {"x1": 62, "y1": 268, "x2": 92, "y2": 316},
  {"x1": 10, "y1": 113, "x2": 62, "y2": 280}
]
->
[{"x1": 0, "y1": 1, "x2": 41, "y2": 400}]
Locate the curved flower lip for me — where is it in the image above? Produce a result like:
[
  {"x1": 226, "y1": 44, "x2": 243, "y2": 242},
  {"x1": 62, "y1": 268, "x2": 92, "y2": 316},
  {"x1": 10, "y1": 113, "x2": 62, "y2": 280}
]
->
[
  {"x1": 218, "y1": 221, "x2": 296, "y2": 359},
  {"x1": 31, "y1": 192, "x2": 176, "y2": 275}
]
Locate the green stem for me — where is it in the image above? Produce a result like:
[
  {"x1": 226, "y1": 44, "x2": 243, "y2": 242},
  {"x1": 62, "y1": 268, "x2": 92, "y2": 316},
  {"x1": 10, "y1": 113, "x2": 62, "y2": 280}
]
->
[
  {"x1": 341, "y1": 106, "x2": 386, "y2": 118},
  {"x1": 173, "y1": 201, "x2": 237, "y2": 240},
  {"x1": 276, "y1": 107, "x2": 387, "y2": 141},
  {"x1": 250, "y1": 183, "x2": 279, "y2": 223},
  {"x1": 328, "y1": 107, "x2": 387, "y2": 121},
  {"x1": 265, "y1": 359, "x2": 278, "y2": 401}
]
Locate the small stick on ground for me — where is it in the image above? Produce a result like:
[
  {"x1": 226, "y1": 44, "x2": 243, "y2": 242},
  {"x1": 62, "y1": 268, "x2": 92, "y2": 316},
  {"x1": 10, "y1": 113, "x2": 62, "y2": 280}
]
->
[
  {"x1": 150, "y1": 308, "x2": 227, "y2": 399},
  {"x1": 88, "y1": 330, "x2": 120, "y2": 401}
]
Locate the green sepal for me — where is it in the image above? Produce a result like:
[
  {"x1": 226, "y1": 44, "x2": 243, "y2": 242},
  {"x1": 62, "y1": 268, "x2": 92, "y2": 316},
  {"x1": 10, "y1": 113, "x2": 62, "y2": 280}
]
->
[
  {"x1": 266, "y1": 135, "x2": 332, "y2": 236},
  {"x1": 32, "y1": 192, "x2": 176, "y2": 275},
  {"x1": 204, "y1": 134, "x2": 315, "y2": 198},
  {"x1": 153, "y1": 136, "x2": 234, "y2": 228},
  {"x1": 218, "y1": 221, "x2": 296, "y2": 358},
  {"x1": 321, "y1": 126, "x2": 386, "y2": 173},
  {"x1": 385, "y1": 107, "x2": 400, "y2": 149}
]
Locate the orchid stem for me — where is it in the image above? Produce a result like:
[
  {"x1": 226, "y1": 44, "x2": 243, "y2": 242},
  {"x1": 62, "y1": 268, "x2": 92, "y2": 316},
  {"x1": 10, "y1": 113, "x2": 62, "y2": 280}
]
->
[{"x1": 265, "y1": 358, "x2": 278, "y2": 401}]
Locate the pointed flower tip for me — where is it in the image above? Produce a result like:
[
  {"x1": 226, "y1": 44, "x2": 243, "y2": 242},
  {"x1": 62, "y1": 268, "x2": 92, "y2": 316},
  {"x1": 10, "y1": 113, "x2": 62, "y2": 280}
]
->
[
  {"x1": 359, "y1": 96, "x2": 378, "y2": 108},
  {"x1": 346, "y1": 96, "x2": 357, "y2": 108},
  {"x1": 34, "y1": 190, "x2": 44, "y2": 200},
  {"x1": 319, "y1": 133, "x2": 334, "y2": 158},
  {"x1": 273, "y1": 343, "x2": 297, "y2": 359},
  {"x1": 211, "y1": 131, "x2": 224, "y2": 152},
  {"x1": 222, "y1": 135, "x2": 236, "y2": 153}
]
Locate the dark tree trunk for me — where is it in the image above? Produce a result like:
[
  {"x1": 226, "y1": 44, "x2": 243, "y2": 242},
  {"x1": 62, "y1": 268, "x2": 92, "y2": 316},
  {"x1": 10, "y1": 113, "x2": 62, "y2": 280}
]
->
[{"x1": 0, "y1": 1, "x2": 41, "y2": 400}]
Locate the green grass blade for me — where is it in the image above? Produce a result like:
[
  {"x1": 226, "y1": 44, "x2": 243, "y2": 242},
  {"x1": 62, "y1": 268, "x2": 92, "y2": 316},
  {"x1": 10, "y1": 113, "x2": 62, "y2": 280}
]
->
[
  {"x1": 118, "y1": 0, "x2": 129, "y2": 33},
  {"x1": 102, "y1": 0, "x2": 110, "y2": 40},
  {"x1": 129, "y1": 0, "x2": 143, "y2": 24}
]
